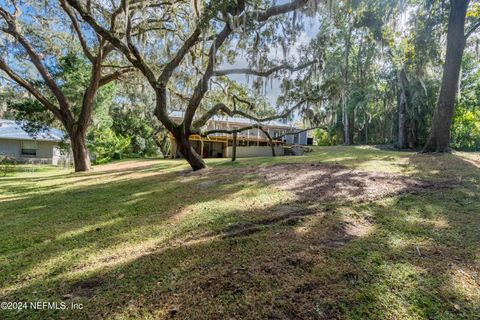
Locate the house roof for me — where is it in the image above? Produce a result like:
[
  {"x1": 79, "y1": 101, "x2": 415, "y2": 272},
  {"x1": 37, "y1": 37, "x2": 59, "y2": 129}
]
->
[
  {"x1": 169, "y1": 111, "x2": 295, "y2": 129},
  {"x1": 0, "y1": 119, "x2": 66, "y2": 142}
]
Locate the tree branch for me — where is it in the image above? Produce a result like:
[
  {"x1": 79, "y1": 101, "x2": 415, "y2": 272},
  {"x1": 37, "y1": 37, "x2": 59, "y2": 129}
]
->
[
  {"x1": 192, "y1": 100, "x2": 305, "y2": 130},
  {"x1": 99, "y1": 67, "x2": 136, "y2": 86},
  {"x1": 0, "y1": 58, "x2": 62, "y2": 120},
  {"x1": 183, "y1": 24, "x2": 232, "y2": 129},
  {"x1": 273, "y1": 126, "x2": 324, "y2": 140},
  {"x1": 60, "y1": 0, "x2": 96, "y2": 62},
  {"x1": 248, "y1": 0, "x2": 309, "y2": 23},
  {"x1": 214, "y1": 59, "x2": 318, "y2": 77},
  {"x1": 258, "y1": 126, "x2": 276, "y2": 156},
  {"x1": 200, "y1": 124, "x2": 263, "y2": 137},
  {"x1": 0, "y1": 6, "x2": 73, "y2": 123},
  {"x1": 158, "y1": 24, "x2": 202, "y2": 84},
  {"x1": 78, "y1": 42, "x2": 105, "y2": 133},
  {"x1": 66, "y1": 0, "x2": 158, "y2": 86},
  {"x1": 184, "y1": 0, "x2": 310, "y2": 130},
  {"x1": 465, "y1": 19, "x2": 480, "y2": 39}
]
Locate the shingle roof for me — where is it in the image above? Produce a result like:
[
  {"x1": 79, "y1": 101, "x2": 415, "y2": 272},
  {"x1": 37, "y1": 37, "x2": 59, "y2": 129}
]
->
[
  {"x1": 169, "y1": 111, "x2": 295, "y2": 129},
  {"x1": 0, "y1": 119, "x2": 66, "y2": 142}
]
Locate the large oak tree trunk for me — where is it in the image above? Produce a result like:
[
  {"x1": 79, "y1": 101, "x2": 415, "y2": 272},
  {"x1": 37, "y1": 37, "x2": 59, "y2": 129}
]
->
[
  {"x1": 70, "y1": 131, "x2": 91, "y2": 172},
  {"x1": 173, "y1": 130, "x2": 206, "y2": 171},
  {"x1": 423, "y1": 0, "x2": 469, "y2": 152}
]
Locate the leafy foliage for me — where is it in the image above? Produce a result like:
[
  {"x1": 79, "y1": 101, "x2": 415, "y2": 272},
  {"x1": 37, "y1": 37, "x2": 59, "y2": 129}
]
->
[
  {"x1": 312, "y1": 128, "x2": 334, "y2": 146},
  {"x1": 451, "y1": 52, "x2": 480, "y2": 151},
  {"x1": 0, "y1": 156, "x2": 16, "y2": 176},
  {"x1": 452, "y1": 107, "x2": 480, "y2": 151},
  {"x1": 88, "y1": 128, "x2": 131, "y2": 164}
]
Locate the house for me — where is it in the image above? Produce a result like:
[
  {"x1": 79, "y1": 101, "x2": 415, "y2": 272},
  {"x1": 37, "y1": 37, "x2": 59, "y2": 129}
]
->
[
  {"x1": 168, "y1": 111, "x2": 309, "y2": 158},
  {"x1": 0, "y1": 119, "x2": 68, "y2": 165}
]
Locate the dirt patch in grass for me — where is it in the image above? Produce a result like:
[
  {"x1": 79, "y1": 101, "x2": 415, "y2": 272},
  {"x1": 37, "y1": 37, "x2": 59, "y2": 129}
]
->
[
  {"x1": 191, "y1": 163, "x2": 446, "y2": 204},
  {"x1": 215, "y1": 205, "x2": 374, "y2": 254},
  {"x1": 322, "y1": 216, "x2": 375, "y2": 248},
  {"x1": 189, "y1": 163, "x2": 443, "y2": 244},
  {"x1": 69, "y1": 278, "x2": 104, "y2": 298},
  {"x1": 258, "y1": 163, "x2": 440, "y2": 203},
  {"x1": 221, "y1": 205, "x2": 316, "y2": 238}
]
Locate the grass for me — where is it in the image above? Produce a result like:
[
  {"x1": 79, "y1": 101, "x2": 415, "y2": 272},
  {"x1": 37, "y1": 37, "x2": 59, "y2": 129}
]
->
[{"x1": 0, "y1": 146, "x2": 479, "y2": 319}]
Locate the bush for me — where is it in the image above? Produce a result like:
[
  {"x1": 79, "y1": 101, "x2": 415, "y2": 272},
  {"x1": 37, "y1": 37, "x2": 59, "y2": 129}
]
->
[
  {"x1": 88, "y1": 128, "x2": 131, "y2": 164},
  {"x1": 451, "y1": 107, "x2": 480, "y2": 151},
  {"x1": 313, "y1": 128, "x2": 335, "y2": 146},
  {"x1": 0, "y1": 156, "x2": 16, "y2": 176}
]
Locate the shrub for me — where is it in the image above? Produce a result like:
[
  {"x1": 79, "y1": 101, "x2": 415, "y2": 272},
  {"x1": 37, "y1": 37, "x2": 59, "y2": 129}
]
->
[
  {"x1": 313, "y1": 128, "x2": 335, "y2": 146},
  {"x1": 451, "y1": 107, "x2": 480, "y2": 151},
  {"x1": 88, "y1": 128, "x2": 131, "y2": 164},
  {"x1": 0, "y1": 156, "x2": 16, "y2": 176}
]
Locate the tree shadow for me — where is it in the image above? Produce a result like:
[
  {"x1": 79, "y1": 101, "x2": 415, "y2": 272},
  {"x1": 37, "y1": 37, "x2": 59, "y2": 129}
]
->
[
  {"x1": 210, "y1": 145, "x2": 415, "y2": 170},
  {"x1": 0, "y1": 164, "x2": 260, "y2": 300},
  {"x1": 0, "y1": 152, "x2": 479, "y2": 319}
]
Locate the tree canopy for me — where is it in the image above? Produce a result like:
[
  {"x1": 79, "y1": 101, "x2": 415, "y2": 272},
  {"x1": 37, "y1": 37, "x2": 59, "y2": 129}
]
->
[{"x1": 1, "y1": 0, "x2": 480, "y2": 170}]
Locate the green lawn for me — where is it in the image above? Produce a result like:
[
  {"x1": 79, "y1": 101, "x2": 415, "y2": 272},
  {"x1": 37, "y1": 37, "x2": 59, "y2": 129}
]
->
[{"x1": 0, "y1": 146, "x2": 479, "y2": 319}]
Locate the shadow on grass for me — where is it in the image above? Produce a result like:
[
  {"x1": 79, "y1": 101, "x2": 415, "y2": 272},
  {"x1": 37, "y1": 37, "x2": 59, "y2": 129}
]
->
[
  {"x1": 209, "y1": 145, "x2": 414, "y2": 169},
  {"x1": 0, "y1": 152, "x2": 479, "y2": 319}
]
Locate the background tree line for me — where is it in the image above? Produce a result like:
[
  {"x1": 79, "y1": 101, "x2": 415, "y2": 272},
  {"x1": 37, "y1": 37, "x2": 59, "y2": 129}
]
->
[
  {"x1": 0, "y1": 0, "x2": 479, "y2": 172},
  {"x1": 298, "y1": 0, "x2": 480, "y2": 151}
]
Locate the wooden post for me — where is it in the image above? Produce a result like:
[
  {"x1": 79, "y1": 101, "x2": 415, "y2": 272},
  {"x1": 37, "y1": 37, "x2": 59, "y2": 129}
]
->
[
  {"x1": 200, "y1": 139, "x2": 204, "y2": 158},
  {"x1": 232, "y1": 132, "x2": 237, "y2": 162}
]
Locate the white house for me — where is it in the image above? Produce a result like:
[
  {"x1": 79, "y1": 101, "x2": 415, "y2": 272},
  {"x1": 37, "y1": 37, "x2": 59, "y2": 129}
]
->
[{"x1": 0, "y1": 119, "x2": 67, "y2": 165}]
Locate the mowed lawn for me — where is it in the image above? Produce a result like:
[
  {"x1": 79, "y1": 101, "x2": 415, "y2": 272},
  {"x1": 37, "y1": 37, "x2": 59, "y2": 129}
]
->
[{"x1": 0, "y1": 146, "x2": 479, "y2": 319}]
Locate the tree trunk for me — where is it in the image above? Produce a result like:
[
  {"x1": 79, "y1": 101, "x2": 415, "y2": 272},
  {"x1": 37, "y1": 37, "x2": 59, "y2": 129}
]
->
[
  {"x1": 349, "y1": 107, "x2": 355, "y2": 144},
  {"x1": 173, "y1": 131, "x2": 206, "y2": 170},
  {"x1": 270, "y1": 143, "x2": 276, "y2": 157},
  {"x1": 266, "y1": 132, "x2": 276, "y2": 156},
  {"x1": 343, "y1": 98, "x2": 351, "y2": 145},
  {"x1": 409, "y1": 119, "x2": 419, "y2": 148},
  {"x1": 397, "y1": 67, "x2": 409, "y2": 149},
  {"x1": 258, "y1": 127, "x2": 276, "y2": 156},
  {"x1": 232, "y1": 132, "x2": 237, "y2": 161},
  {"x1": 422, "y1": 0, "x2": 469, "y2": 153},
  {"x1": 70, "y1": 131, "x2": 91, "y2": 172},
  {"x1": 365, "y1": 119, "x2": 368, "y2": 144},
  {"x1": 153, "y1": 131, "x2": 171, "y2": 159},
  {"x1": 343, "y1": 21, "x2": 353, "y2": 146}
]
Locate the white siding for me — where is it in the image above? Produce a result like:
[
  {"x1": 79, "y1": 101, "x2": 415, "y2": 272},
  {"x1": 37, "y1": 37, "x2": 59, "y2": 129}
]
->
[
  {"x1": 0, "y1": 139, "x2": 62, "y2": 164},
  {"x1": 36, "y1": 141, "x2": 56, "y2": 158},
  {"x1": 0, "y1": 139, "x2": 20, "y2": 157},
  {"x1": 225, "y1": 146, "x2": 284, "y2": 158},
  {"x1": 299, "y1": 131, "x2": 308, "y2": 145}
]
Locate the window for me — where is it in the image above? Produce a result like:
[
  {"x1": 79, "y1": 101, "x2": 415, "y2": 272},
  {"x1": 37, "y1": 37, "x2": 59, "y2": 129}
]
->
[{"x1": 21, "y1": 141, "x2": 37, "y2": 156}]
